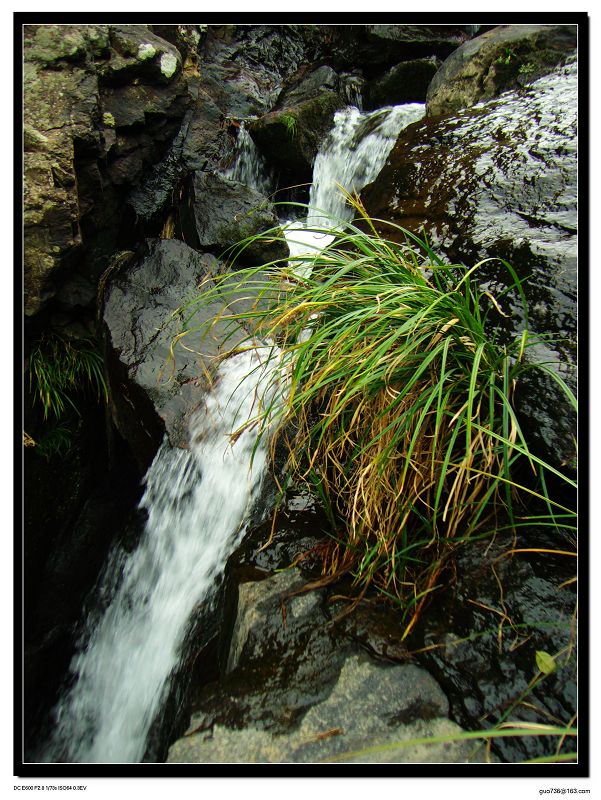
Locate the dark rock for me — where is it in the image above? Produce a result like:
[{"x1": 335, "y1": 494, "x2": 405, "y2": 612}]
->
[
  {"x1": 181, "y1": 89, "x2": 232, "y2": 171},
  {"x1": 23, "y1": 23, "x2": 195, "y2": 317},
  {"x1": 167, "y1": 568, "x2": 484, "y2": 763},
  {"x1": 23, "y1": 409, "x2": 143, "y2": 758},
  {"x1": 178, "y1": 171, "x2": 289, "y2": 267},
  {"x1": 101, "y1": 239, "x2": 265, "y2": 470},
  {"x1": 426, "y1": 24, "x2": 577, "y2": 117},
  {"x1": 230, "y1": 490, "x2": 331, "y2": 574},
  {"x1": 250, "y1": 90, "x2": 345, "y2": 183},
  {"x1": 365, "y1": 24, "x2": 471, "y2": 51},
  {"x1": 149, "y1": 25, "x2": 204, "y2": 66},
  {"x1": 275, "y1": 64, "x2": 341, "y2": 108},
  {"x1": 99, "y1": 25, "x2": 182, "y2": 86},
  {"x1": 361, "y1": 59, "x2": 577, "y2": 471},
  {"x1": 198, "y1": 25, "x2": 310, "y2": 118},
  {"x1": 309, "y1": 25, "x2": 471, "y2": 77},
  {"x1": 409, "y1": 529, "x2": 577, "y2": 763},
  {"x1": 363, "y1": 57, "x2": 441, "y2": 109},
  {"x1": 249, "y1": 63, "x2": 353, "y2": 183},
  {"x1": 100, "y1": 78, "x2": 190, "y2": 129}
]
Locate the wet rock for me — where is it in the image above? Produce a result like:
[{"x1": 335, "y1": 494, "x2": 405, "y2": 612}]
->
[
  {"x1": 23, "y1": 23, "x2": 195, "y2": 317},
  {"x1": 168, "y1": 571, "x2": 483, "y2": 763},
  {"x1": 229, "y1": 490, "x2": 331, "y2": 574},
  {"x1": 363, "y1": 57, "x2": 441, "y2": 109},
  {"x1": 101, "y1": 239, "x2": 258, "y2": 469},
  {"x1": 361, "y1": 59, "x2": 577, "y2": 470},
  {"x1": 185, "y1": 568, "x2": 353, "y2": 736},
  {"x1": 250, "y1": 66, "x2": 347, "y2": 182},
  {"x1": 427, "y1": 24, "x2": 577, "y2": 117},
  {"x1": 409, "y1": 529, "x2": 577, "y2": 763},
  {"x1": 177, "y1": 171, "x2": 289, "y2": 267},
  {"x1": 198, "y1": 25, "x2": 310, "y2": 118}
]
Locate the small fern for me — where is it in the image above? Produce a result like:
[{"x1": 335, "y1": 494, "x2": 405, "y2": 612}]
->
[{"x1": 28, "y1": 332, "x2": 108, "y2": 422}]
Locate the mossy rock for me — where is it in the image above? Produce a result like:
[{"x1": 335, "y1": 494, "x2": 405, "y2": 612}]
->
[
  {"x1": 426, "y1": 23, "x2": 577, "y2": 117},
  {"x1": 363, "y1": 57, "x2": 441, "y2": 109},
  {"x1": 249, "y1": 91, "x2": 345, "y2": 182}
]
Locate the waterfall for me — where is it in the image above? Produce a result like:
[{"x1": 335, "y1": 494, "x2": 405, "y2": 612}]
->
[
  {"x1": 40, "y1": 101, "x2": 424, "y2": 764},
  {"x1": 222, "y1": 121, "x2": 275, "y2": 195},
  {"x1": 308, "y1": 103, "x2": 424, "y2": 227},
  {"x1": 41, "y1": 348, "x2": 282, "y2": 763}
]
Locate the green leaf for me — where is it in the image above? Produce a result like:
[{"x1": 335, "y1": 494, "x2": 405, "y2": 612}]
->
[{"x1": 535, "y1": 650, "x2": 557, "y2": 675}]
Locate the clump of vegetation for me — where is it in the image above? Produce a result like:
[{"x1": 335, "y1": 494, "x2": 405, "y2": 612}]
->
[
  {"x1": 280, "y1": 113, "x2": 298, "y2": 139},
  {"x1": 173, "y1": 200, "x2": 577, "y2": 636},
  {"x1": 27, "y1": 331, "x2": 108, "y2": 458}
]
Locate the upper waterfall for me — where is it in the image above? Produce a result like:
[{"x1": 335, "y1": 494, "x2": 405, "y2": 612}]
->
[{"x1": 308, "y1": 104, "x2": 424, "y2": 227}]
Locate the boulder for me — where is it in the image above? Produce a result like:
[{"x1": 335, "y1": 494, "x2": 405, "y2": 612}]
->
[
  {"x1": 363, "y1": 56, "x2": 442, "y2": 109},
  {"x1": 178, "y1": 171, "x2": 289, "y2": 267},
  {"x1": 426, "y1": 24, "x2": 577, "y2": 117},
  {"x1": 250, "y1": 66, "x2": 347, "y2": 182},
  {"x1": 361, "y1": 59, "x2": 577, "y2": 471},
  {"x1": 167, "y1": 568, "x2": 485, "y2": 763},
  {"x1": 101, "y1": 239, "x2": 260, "y2": 470}
]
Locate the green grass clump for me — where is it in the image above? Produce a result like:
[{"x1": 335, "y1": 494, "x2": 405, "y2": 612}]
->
[
  {"x1": 28, "y1": 331, "x2": 108, "y2": 422},
  {"x1": 280, "y1": 113, "x2": 298, "y2": 139},
  {"x1": 173, "y1": 200, "x2": 576, "y2": 636}
]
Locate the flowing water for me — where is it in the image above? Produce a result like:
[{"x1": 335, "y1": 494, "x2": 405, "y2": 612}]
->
[
  {"x1": 41, "y1": 349, "x2": 282, "y2": 763},
  {"x1": 40, "y1": 102, "x2": 423, "y2": 763},
  {"x1": 308, "y1": 103, "x2": 424, "y2": 227},
  {"x1": 222, "y1": 121, "x2": 275, "y2": 195}
]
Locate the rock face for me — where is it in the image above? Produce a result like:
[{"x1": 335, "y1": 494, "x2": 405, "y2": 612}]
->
[
  {"x1": 426, "y1": 24, "x2": 577, "y2": 117},
  {"x1": 178, "y1": 171, "x2": 289, "y2": 267},
  {"x1": 23, "y1": 23, "x2": 196, "y2": 316},
  {"x1": 362, "y1": 58, "x2": 577, "y2": 471},
  {"x1": 101, "y1": 239, "x2": 258, "y2": 469},
  {"x1": 167, "y1": 566, "x2": 485, "y2": 764}
]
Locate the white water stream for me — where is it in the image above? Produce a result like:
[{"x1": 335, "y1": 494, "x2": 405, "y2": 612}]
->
[
  {"x1": 41, "y1": 102, "x2": 423, "y2": 763},
  {"x1": 222, "y1": 122, "x2": 275, "y2": 195}
]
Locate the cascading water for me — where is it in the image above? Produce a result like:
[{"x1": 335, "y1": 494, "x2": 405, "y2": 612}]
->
[
  {"x1": 222, "y1": 121, "x2": 275, "y2": 195},
  {"x1": 308, "y1": 103, "x2": 424, "y2": 227},
  {"x1": 40, "y1": 101, "x2": 423, "y2": 764},
  {"x1": 41, "y1": 348, "x2": 282, "y2": 763}
]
